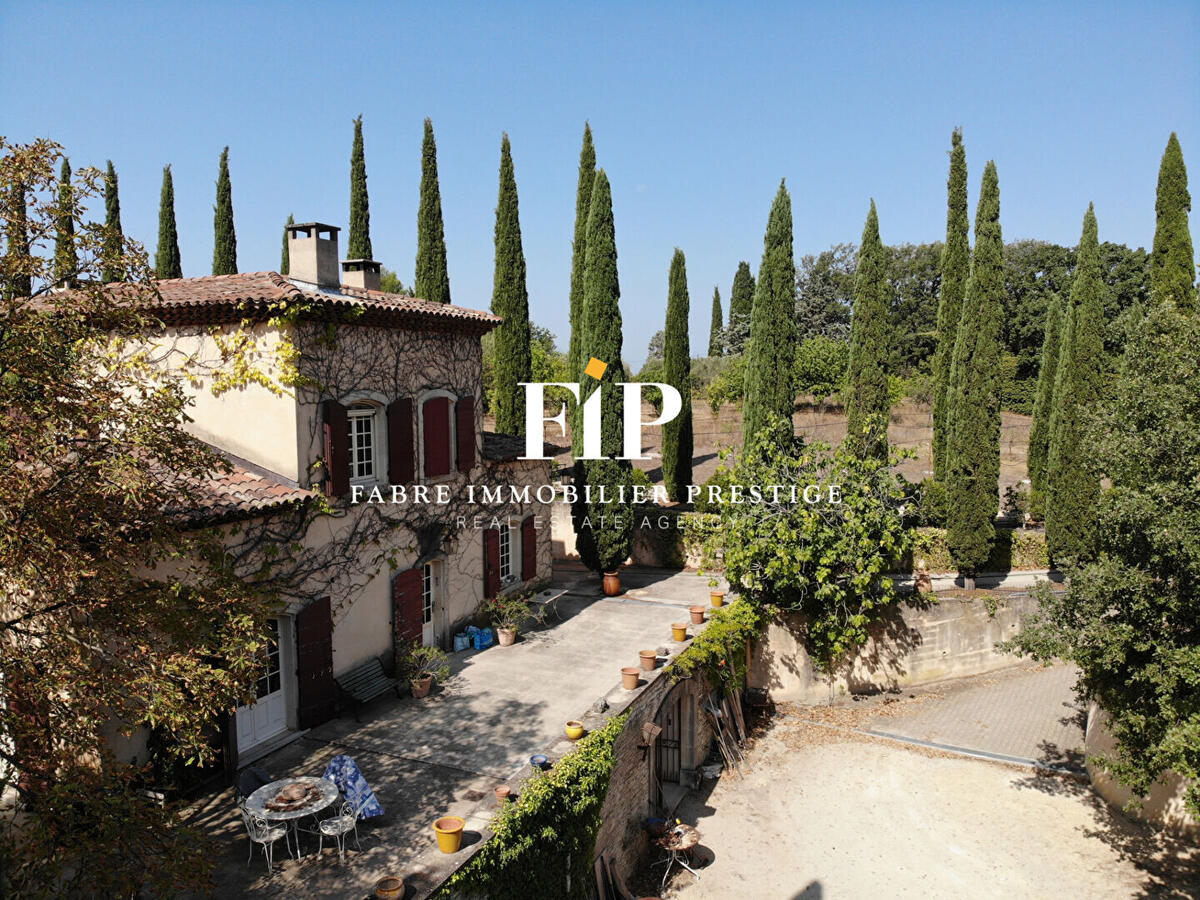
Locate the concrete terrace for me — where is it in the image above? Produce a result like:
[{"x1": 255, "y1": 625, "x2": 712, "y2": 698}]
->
[{"x1": 193, "y1": 564, "x2": 724, "y2": 899}]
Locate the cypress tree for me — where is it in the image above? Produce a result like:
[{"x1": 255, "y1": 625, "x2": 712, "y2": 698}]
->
[
  {"x1": 708, "y1": 286, "x2": 723, "y2": 357},
  {"x1": 5, "y1": 182, "x2": 31, "y2": 299},
  {"x1": 576, "y1": 170, "x2": 632, "y2": 573},
  {"x1": 281, "y1": 213, "x2": 293, "y2": 275},
  {"x1": 845, "y1": 200, "x2": 890, "y2": 459},
  {"x1": 933, "y1": 128, "x2": 969, "y2": 480},
  {"x1": 490, "y1": 134, "x2": 533, "y2": 436},
  {"x1": 53, "y1": 159, "x2": 76, "y2": 285},
  {"x1": 567, "y1": 124, "x2": 596, "y2": 388},
  {"x1": 1027, "y1": 293, "x2": 1065, "y2": 519},
  {"x1": 1150, "y1": 132, "x2": 1195, "y2": 311},
  {"x1": 212, "y1": 147, "x2": 237, "y2": 275},
  {"x1": 348, "y1": 115, "x2": 372, "y2": 260},
  {"x1": 155, "y1": 165, "x2": 182, "y2": 280},
  {"x1": 101, "y1": 160, "x2": 124, "y2": 283},
  {"x1": 946, "y1": 161, "x2": 1003, "y2": 586},
  {"x1": 742, "y1": 181, "x2": 797, "y2": 451},
  {"x1": 663, "y1": 249, "x2": 694, "y2": 500},
  {"x1": 415, "y1": 118, "x2": 451, "y2": 304},
  {"x1": 726, "y1": 261, "x2": 755, "y2": 354},
  {"x1": 1045, "y1": 205, "x2": 1106, "y2": 562}
]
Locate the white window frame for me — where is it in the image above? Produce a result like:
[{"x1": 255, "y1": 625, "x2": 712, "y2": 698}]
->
[
  {"x1": 417, "y1": 389, "x2": 458, "y2": 484},
  {"x1": 498, "y1": 520, "x2": 522, "y2": 586},
  {"x1": 346, "y1": 404, "x2": 376, "y2": 485},
  {"x1": 339, "y1": 391, "x2": 388, "y2": 488},
  {"x1": 421, "y1": 562, "x2": 436, "y2": 626}
]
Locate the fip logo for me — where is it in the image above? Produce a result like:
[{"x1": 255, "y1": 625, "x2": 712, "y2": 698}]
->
[{"x1": 520, "y1": 357, "x2": 682, "y2": 460}]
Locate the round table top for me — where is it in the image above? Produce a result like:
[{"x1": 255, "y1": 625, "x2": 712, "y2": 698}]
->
[
  {"x1": 245, "y1": 775, "x2": 339, "y2": 822},
  {"x1": 657, "y1": 824, "x2": 700, "y2": 851}
]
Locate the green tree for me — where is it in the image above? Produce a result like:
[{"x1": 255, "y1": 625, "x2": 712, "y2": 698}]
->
[
  {"x1": 348, "y1": 115, "x2": 372, "y2": 261},
  {"x1": 490, "y1": 134, "x2": 532, "y2": 436},
  {"x1": 3, "y1": 181, "x2": 32, "y2": 298},
  {"x1": 281, "y1": 212, "x2": 293, "y2": 275},
  {"x1": 101, "y1": 160, "x2": 124, "y2": 283},
  {"x1": 946, "y1": 161, "x2": 1003, "y2": 586},
  {"x1": 742, "y1": 181, "x2": 797, "y2": 451},
  {"x1": 1027, "y1": 293, "x2": 1065, "y2": 520},
  {"x1": 933, "y1": 128, "x2": 969, "y2": 481},
  {"x1": 795, "y1": 244, "x2": 855, "y2": 341},
  {"x1": 567, "y1": 124, "x2": 596, "y2": 411},
  {"x1": 1045, "y1": 205, "x2": 1106, "y2": 563},
  {"x1": 662, "y1": 249, "x2": 693, "y2": 501},
  {"x1": 211, "y1": 147, "x2": 237, "y2": 275},
  {"x1": 155, "y1": 165, "x2": 182, "y2": 279},
  {"x1": 53, "y1": 158, "x2": 76, "y2": 285},
  {"x1": 793, "y1": 335, "x2": 849, "y2": 399},
  {"x1": 576, "y1": 170, "x2": 632, "y2": 573},
  {"x1": 704, "y1": 420, "x2": 913, "y2": 673},
  {"x1": 708, "y1": 286, "x2": 723, "y2": 356},
  {"x1": 845, "y1": 200, "x2": 890, "y2": 458},
  {"x1": 1008, "y1": 301, "x2": 1200, "y2": 818},
  {"x1": 1150, "y1": 132, "x2": 1195, "y2": 310},
  {"x1": 415, "y1": 118, "x2": 450, "y2": 304},
  {"x1": 726, "y1": 261, "x2": 755, "y2": 353},
  {"x1": 885, "y1": 241, "x2": 943, "y2": 373}
]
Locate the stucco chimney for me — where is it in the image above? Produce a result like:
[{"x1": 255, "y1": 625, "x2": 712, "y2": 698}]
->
[
  {"x1": 340, "y1": 258, "x2": 382, "y2": 292},
  {"x1": 287, "y1": 222, "x2": 340, "y2": 287}
]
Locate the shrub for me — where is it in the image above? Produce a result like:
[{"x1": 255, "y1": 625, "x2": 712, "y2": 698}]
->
[
  {"x1": 793, "y1": 335, "x2": 848, "y2": 399},
  {"x1": 706, "y1": 354, "x2": 746, "y2": 414}
]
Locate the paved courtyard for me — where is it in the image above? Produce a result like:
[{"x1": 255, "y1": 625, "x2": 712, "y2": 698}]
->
[
  {"x1": 659, "y1": 664, "x2": 1200, "y2": 899},
  {"x1": 191, "y1": 565, "x2": 720, "y2": 899}
]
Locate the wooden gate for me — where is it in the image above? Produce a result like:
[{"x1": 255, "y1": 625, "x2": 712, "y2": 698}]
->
[{"x1": 655, "y1": 688, "x2": 683, "y2": 800}]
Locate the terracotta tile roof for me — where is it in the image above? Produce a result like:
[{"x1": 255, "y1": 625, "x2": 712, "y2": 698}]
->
[
  {"x1": 169, "y1": 459, "x2": 315, "y2": 525},
  {"x1": 99, "y1": 272, "x2": 501, "y2": 334}
]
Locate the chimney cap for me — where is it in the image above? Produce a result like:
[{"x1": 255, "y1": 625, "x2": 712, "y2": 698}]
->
[
  {"x1": 287, "y1": 222, "x2": 340, "y2": 236},
  {"x1": 341, "y1": 259, "x2": 381, "y2": 272}
]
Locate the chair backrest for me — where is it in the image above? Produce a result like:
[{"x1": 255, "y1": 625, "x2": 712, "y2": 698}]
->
[
  {"x1": 239, "y1": 804, "x2": 272, "y2": 840},
  {"x1": 238, "y1": 765, "x2": 272, "y2": 799}
]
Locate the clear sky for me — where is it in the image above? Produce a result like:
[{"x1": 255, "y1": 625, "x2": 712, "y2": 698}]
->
[{"x1": 2, "y1": 1, "x2": 1197, "y2": 365}]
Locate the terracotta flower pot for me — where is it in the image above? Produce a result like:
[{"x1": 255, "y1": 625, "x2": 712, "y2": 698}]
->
[
  {"x1": 621, "y1": 666, "x2": 641, "y2": 690},
  {"x1": 671, "y1": 623, "x2": 688, "y2": 642},
  {"x1": 565, "y1": 720, "x2": 585, "y2": 740},
  {"x1": 374, "y1": 876, "x2": 406, "y2": 899},
  {"x1": 497, "y1": 627, "x2": 517, "y2": 646},
  {"x1": 689, "y1": 605, "x2": 706, "y2": 625},
  {"x1": 710, "y1": 590, "x2": 726, "y2": 608},
  {"x1": 494, "y1": 785, "x2": 511, "y2": 803},
  {"x1": 603, "y1": 571, "x2": 622, "y2": 596},
  {"x1": 639, "y1": 649, "x2": 657, "y2": 671},
  {"x1": 434, "y1": 816, "x2": 465, "y2": 853},
  {"x1": 411, "y1": 675, "x2": 433, "y2": 699}
]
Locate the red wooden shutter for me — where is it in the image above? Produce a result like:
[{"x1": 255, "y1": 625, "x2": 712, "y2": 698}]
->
[
  {"x1": 296, "y1": 597, "x2": 336, "y2": 729},
  {"x1": 521, "y1": 515, "x2": 537, "y2": 581},
  {"x1": 423, "y1": 397, "x2": 451, "y2": 477},
  {"x1": 483, "y1": 529, "x2": 501, "y2": 599},
  {"x1": 387, "y1": 397, "x2": 415, "y2": 484},
  {"x1": 392, "y1": 567, "x2": 424, "y2": 644},
  {"x1": 455, "y1": 396, "x2": 476, "y2": 473},
  {"x1": 321, "y1": 399, "x2": 349, "y2": 496}
]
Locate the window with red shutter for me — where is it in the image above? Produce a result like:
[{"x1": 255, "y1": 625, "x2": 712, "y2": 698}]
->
[
  {"x1": 296, "y1": 598, "x2": 336, "y2": 729},
  {"x1": 483, "y1": 528, "x2": 501, "y2": 599},
  {"x1": 387, "y1": 397, "x2": 415, "y2": 484},
  {"x1": 521, "y1": 516, "x2": 537, "y2": 581},
  {"x1": 422, "y1": 396, "x2": 452, "y2": 478},
  {"x1": 392, "y1": 567, "x2": 424, "y2": 644},
  {"x1": 321, "y1": 399, "x2": 350, "y2": 496},
  {"x1": 455, "y1": 396, "x2": 475, "y2": 473}
]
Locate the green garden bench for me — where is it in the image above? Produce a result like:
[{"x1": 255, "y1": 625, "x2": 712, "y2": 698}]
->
[{"x1": 334, "y1": 656, "x2": 400, "y2": 721}]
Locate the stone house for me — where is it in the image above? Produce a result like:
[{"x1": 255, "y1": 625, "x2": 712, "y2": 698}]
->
[{"x1": 136, "y1": 223, "x2": 553, "y2": 768}]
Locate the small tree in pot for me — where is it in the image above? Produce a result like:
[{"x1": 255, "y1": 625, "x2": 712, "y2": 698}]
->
[
  {"x1": 398, "y1": 640, "x2": 450, "y2": 698},
  {"x1": 480, "y1": 592, "x2": 542, "y2": 646}
]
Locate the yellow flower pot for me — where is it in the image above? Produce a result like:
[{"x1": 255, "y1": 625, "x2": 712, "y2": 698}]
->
[
  {"x1": 565, "y1": 720, "x2": 585, "y2": 740},
  {"x1": 671, "y1": 623, "x2": 688, "y2": 642},
  {"x1": 434, "y1": 816, "x2": 465, "y2": 853}
]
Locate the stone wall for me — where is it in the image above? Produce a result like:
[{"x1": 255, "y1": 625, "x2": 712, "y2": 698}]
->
[
  {"x1": 749, "y1": 591, "x2": 1043, "y2": 703},
  {"x1": 1085, "y1": 702, "x2": 1197, "y2": 837}
]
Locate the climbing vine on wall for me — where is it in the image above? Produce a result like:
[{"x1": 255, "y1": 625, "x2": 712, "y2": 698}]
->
[
  {"x1": 667, "y1": 600, "x2": 764, "y2": 689},
  {"x1": 437, "y1": 713, "x2": 628, "y2": 900}
]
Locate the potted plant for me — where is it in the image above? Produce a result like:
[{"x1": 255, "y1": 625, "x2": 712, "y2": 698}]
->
[
  {"x1": 480, "y1": 592, "x2": 540, "y2": 646},
  {"x1": 399, "y1": 640, "x2": 450, "y2": 699}
]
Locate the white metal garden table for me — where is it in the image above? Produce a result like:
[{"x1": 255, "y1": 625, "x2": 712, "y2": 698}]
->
[{"x1": 244, "y1": 775, "x2": 340, "y2": 859}]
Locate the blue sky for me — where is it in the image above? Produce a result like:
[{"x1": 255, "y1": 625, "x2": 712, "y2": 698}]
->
[{"x1": 2, "y1": 1, "x2": 1197, "y2": 364}]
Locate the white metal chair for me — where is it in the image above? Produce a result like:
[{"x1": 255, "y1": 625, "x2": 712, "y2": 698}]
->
[
  {"x1": 239, "y1": 804, "x2": 291, "y2": 874},
  {"x1": 316, "y1": 797, "x2": 367, "y2": 863}
]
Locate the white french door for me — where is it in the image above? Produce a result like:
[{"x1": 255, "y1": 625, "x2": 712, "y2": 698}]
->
[
  {"x1": 422, "y1": 562, "x2": 440, "y2": 647},
  {"x1": 236, "y1": 618, "x2": 289, "y2": 752}
]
